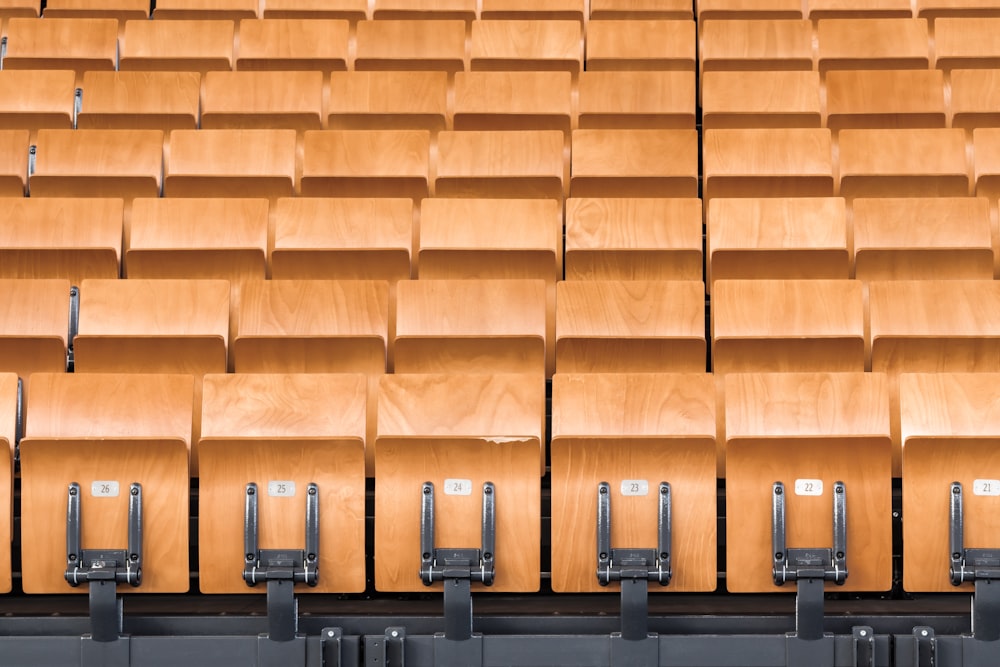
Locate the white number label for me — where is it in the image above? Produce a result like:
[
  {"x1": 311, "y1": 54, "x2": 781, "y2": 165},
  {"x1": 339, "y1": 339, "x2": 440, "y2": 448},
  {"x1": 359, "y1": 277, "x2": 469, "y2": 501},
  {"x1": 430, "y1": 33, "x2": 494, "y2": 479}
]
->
[
  {"x1": 268, "y1": 481, "x2": 296, "y2": 497},
  {"x1": 794, "y1": 479, "x2": 823, "y2": 496},
  {"x1": 444, "y1": 479, "x2": 472, "y2": 496},
  {"x1": 974, "y1": 479, "x2": 1000, "y2": 496},
  {"x1": 621, "y1": 480, "x2": 649, "y2": 496},
  {"x1": 91, "y1": 481, "x2": 119, "y2": 497}
]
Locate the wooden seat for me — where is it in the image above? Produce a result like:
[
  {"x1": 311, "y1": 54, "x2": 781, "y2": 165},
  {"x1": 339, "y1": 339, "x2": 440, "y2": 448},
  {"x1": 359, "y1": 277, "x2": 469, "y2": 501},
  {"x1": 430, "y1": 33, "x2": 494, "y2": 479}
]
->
[
  {"x1": 564, "y1": 197, "x2": 703, "y2": 280},
  {"x1": 42, "y1": 0, "x2": 148, "y2": 20},
  {"x1": 374, "y1": 372, "x2": 544, "y2": 591},
  {"x1": 918, "y1": 0, "x2": 1000, "y2": 19},
  {"x1": 712, "y1": 279, "x2": 865, "y2": 373},
  {"x1": 577, "y1": 71, "x2": 696, "y2": 129},
  {"x1": 3, "y1": 18, "x2": 117, "y2": 79},
  {"x1": 816, "y1": 18, "x2": 930, "y2": 70},
  {"x1": 0, "y1": 197, "x2": 123, "y2": 283},
  {"x1": 951, "y1": 70, "x2": 1000, "y2": 129},
  {"x1": 570, "y1": 129, "x2": 698, "y2": 198},
  {"x1": 20, "y1": 372, "x2": 192, "y2": 593},
  {"x1": 974, "y1": 127, "x2": 1000, "y2": 201},
  {"x1": 585, "y1": 19, "x2": 695, "y2": 71},
  {"x1": 165, "y1": 129, "x2": 296, "y2": 200},
  {"x1": 706, "y1": 197, "x2": 849, "y2": 289},
  {"x1": 838, "y1": 129, "x2": 969, "y2": 199},
  {"x1": 702, "y1": 128, "x2": 835, "y2": 201},
  {"x1": 0, "y1": 70, "x2": 75, "y2": 133},
  {"x1": 201, "y1": 71, "x2": 323, "y2": 132},
  {"x1": 0, "y1": 279, "x2": 70, "y2": 382},
  {"x1": 550, "y1": 372, "x2": 716, "y2": 592},
  {"x1": 355, "y1": 20, "x2": 466, "y2": 71},
  {"x1": 435, "y1": 130, "x2": 565, "y2": 198},
  {"x1": 699, "y1": 20, "x2": 813, "y2": 72},
  {"x1": 395, "y1": 279, "x2": 547, "y2": 375},
  {"x1": 453, "y1": 71, "x2": 572, "y2": 132},
  {"x1": 30, "y1": 129, "x2": 162, "y2": 201},
  {"x1": 0, "y1": 130, "x2": 28, "y2": 197},
  {"x1": 696, "y1": 0, "x2": 803, "y2": 19},
  {"x1": 77, "y1": 71, "x2": 201, "y2": 131},
  {"x1": 725, "y1": 371, "x2": 892, "y2": 592},
  {"x1": 556, "y1": 280, "x2": 705, "y2": 373},
  {"x1": 470, "y1": 19, "x2": 582, "y2": 72},
  {"x1": 0, "y1": 0, "x2": 38, "y2": 20},
  {"x1": 120, "y1": 19, "x2": 235, "y2": 71},
  {"x1": 372, "y1": 0, "x2": 476, "y2": 21},
  {"x1": 934, "y1": 18, "x2": 1000, "y2": 69},
  {"x1": 301, "y1": 130, "x2": 430, "y2": 199},
  {"x1": 261, "y1": 0, "x2": 367, "y2": 21},
  {"x1": 198, "y1": 373, "x2": 367, "y2": 593},
  {"x1": 853, "y1": 197, "x2": 994, "y2": 280},
  {"x1": 701, "y1": 71, "x2": 821, "y2": 129},
  {"x1": 0, "y1": 373, "x2": 16, "y2": 592},
  {"x1": 825, "y1": 70, "x2": 946, "y2": 129},
  {"x1": 483, "y1": 0, "x2": 585, "y2": 21},
  {"x1": 328, "y1": 71, "x2": 448, "y2": 132},
  {"x1": 152, "y1": 0, "x2": 258, "y2": 19},
  {"x1": 807, "y1": 0, "x2": 912, "y2": 19},
  {"x1": 900, "y1": 372, "x2": 1000, "y2": 592},
  {"x1": 236, "y1": 19, "x2": 350, "y2": 71},
  {"x1": 593, "y1": 0, "x2": 692, "y2": 18}
]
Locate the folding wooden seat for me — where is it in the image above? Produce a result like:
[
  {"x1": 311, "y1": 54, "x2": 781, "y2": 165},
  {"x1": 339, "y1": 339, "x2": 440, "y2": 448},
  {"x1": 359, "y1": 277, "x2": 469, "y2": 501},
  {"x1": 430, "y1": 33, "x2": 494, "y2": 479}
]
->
[
  {"x1": 355, "y1": 20, "x2": 466, "y2": 71},
  {"x1": 20, "y1": 372, "x2": 192, "y2": 593},
  {"x1": 696, "y1": 0, "x2": 803, "y2": 19},
  {"x1": 374, "y1": 372, "x2": 544, "y2": 592},
  {"x1": 0, "y1": 70, "x2": 74, "y2": 133},
  {"x1": 577, "y1": 71, "x2": 696, "y2": 129},
  {"x1": 593, "y1": 0, "x2": 692, "y2": 18},
  {"x1": 699, "y1": 20, "x2": 813, "y2": 72},
  {"x1": 483, "y1": 0, "x2": 585, "y2": 21},
  {"x1": 974, "y1": 128, "x2": 1000, "y2": 201},
  {"x1": 0, "y1": 373, "x2": 15, "y2": 593},
  {"x1": 470, "y1": 19, "x2": 583, "y2": 72},
  {"x1": 236, "y1": 19, "x2": 350, "y2": 71},
  {"x1": 550, "y1": 372, "x2": 716, "y2": 593},
  {"x1": 201, "y1": 71, "x2": 324, "y2": 132},
  {"x1": 951, "y1": 70, "x2": 1000, "y2": 129},
  {"x1": 899, "y1": 372, "x2": 1000, "y2": 592},
  {"x1": 825, "y1": 70, "x2": 946, "y2": 129},
  {"x1": 556, "y1": 280, "x2": 706, "y2": 373},
  {"x1": 585, "y1": 20, "x2": 695, "y2": 71},
  {"x1": 452, "y1": 71, "x2": 573, "y2": 132},
  {"x1": 271, "y1": 197, "x2": 412, "y2": 282},
  {"x1": 564, "y1": 197, "x2": 703, "y2": 280},
  {"x1": 934, "y1": 18, "x2": 1000, "y2": 69},
  {"x1": 570, "y1": 129, "x2": 698, "y2": 198},
  {"x1": 435, "y1": 130, "x2": 565, "y2": 198},
  {"x1": 119, "y1": 19, "x2": 235, "y2": 71},
  {"x1": 853, "y1": 197, "x2": 993, "y2": 280},
  {"x1": 706, "y1": 198, "x2": 849, "y2": 289},
  {"x1": 816, "y1": 18, "x2": 930, "y2": 70},
  {"x1": 301, "y1": 130, "x2": 430, "y2": 199},
  {"x1": 77, "y1": 71, "x2": 201, "y2": 131},
  {"x1": 0, "y1": 197, "x2": 123, "y2": 283},
  {"x1": 29, "y1": 129, "x2": 162, "y2": 201},
  {"x1": 0, "y1": 0, "x2": 38, "y2": 19},
  {"x1": 702, "y1": 128, "x2": 835, "y2": 201},
  {"x1": 917, "y1": 0, "x2": 1000, "y2": 19},
  {"x1": 372, "y1": 0, "x2": 476, "y2": 21},
  {"x1": 725, "y1": 371, "x2": 892, "y2": 592},
  {"x1": 0, "y1": 279, "x2": 70, "y2": 382},
  {"x1": 327, "y1": 71, "x2": 448, "y2": 132},
  {"x1": 152, "y1": 0, "x2": 258, "y2": 19},
  {"x1": 42, "y1": 0, "x2": 148, "y2": 20},
  {"x1": 838, "y1": 129, "x2": 969, "y2": 199},
  {"x1": 701, "y1": 70, "x2": 821, "y2": 129},
  {"x1": 395, "y1": 279, "x2": 547, "y2": 375},
  {"x1": 164, "y1": 129, "x2": 296, "y2": 200},
  {"x1": 0, "y1": 130, "x2": 31, "y2": 197},
  {"x1": 3, "y1": 18, "x2": 117, "y2": 78},
  {"x1": 712, "y1": 279, "x2": 865, "y2": 373},
  {"x1": 807, "y1": 0, "x2": 912, "y2": 19},
  {"x1": 198, "y1": 373, "x2": 367, "y2": 593},
  {"x1": 261, "y1": 0, "x2": 367, "y2": 21}
]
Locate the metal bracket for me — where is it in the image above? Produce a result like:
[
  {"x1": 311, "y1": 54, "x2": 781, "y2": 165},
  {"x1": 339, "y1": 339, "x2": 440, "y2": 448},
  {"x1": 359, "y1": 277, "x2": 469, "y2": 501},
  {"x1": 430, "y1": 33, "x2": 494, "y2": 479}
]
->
[
  {"x1": 772, "y1": 481, "x2": 847, "y2": 641},
  {"x1": 13, "y1": 376, "x2": 22, "y2": 472},
  {"x1": 242, "y1": 481, "x2": 319, "y2": 643},
  {"x1": 852, "y1": 626, "x2": 874, "y2": 667},
  {"x1": 320, "y1": 627, "x2": 342, "y2": 667},
  {"x1": 74, "y1": 88, "x2": 82, "y2": 129},
  {"x1": 67, "y1": 285, "x2": 80, "y2": 372},
  {"x1": 949, "y1": 481, "x2": 1000, "y2": 642},
  {"x1": 596, "y1": 481, "x2": 671, "y2": 644},
  {"x1": 65, "y1": 482, "x2": 142, "y2": 643},
  {"x1": 914, "y1": 627, "x2": 936, "y2": 667}
]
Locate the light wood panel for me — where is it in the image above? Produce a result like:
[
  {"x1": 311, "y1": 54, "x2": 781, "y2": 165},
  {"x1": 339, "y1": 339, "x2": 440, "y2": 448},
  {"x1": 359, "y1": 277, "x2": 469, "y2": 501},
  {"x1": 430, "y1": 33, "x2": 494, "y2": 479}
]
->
[
  {"x1": 43, "y1": 0, "x2": 149, "y2": 20},
  {"x1": 152, "y1": 0, "x2": 257, "y2": 18},
  {"x1": 0, "y1": 130, "x2": 28, "y2": 197},
  {"x1": 951, "y1": 69, "x2": 1000, "y2": 129},
  {"x1": 483, "y1": 0, "x2": 585, "y2": 20},
  {"x1": 699, "y1": 19, "x2": 813, "y2": 72},
  {"x1": 4, "y1": 17, "x2": 117, "y2": 76},
  {"x1": 0, "y1": 279, "x2": 70, "y2": 383},
  {"x1": 577, "y1": 71, "x2": 696, "y2": 130},
  {"x1": 470, "y1": 19, "x2": 582, "y2": 72},
  {"x1": 355, "y1": 20, "x2": 466, "y2": 71},
  {"x1": 808, "y1": 0, "x2": 911, "y2": 18},
  {"x1": 77, "y1": 71, "x2": 200, "y2": 131},
  {"x1": 702, "y1": 70, "x2": 821, "y2": 129},
  {"x1": 697, "y1": 0, "x2": 802, "y2": 19},
  {"x1": 594, "y1": 0, "x2": 692, "y2": 18},
  {"x1": 918, "y1": 0, "x2": 1000, "y2": 18},
  {"x1": 816, "y1": 18, "x2": 930, "y2": 71},
  {"x1": 453, "y1": 71, "x2": 573, "y2": 132},
  {"x1": 838, "y1": 129, "x2": 969, "y2": 199},
  {"x1": 570, "y1": 129, "x2": 698, "y2": 198},
  {"x1": 372, "y1": 0, "x2": 476, "y2": 20},
  {"x1": 0, "y1": 70, "x2": 74, "y2": 132},
  {"x1": 825, "y1": 69, "x2": 945, "y2": 130},
  {"x1": 237, "y1": 19, "x2": 350, "y2": 71},
  {"x1": 934, "y1": 18, "x2": 1000, "y2": 69},
  {"x1": 301, "y1": 130, "x2": 430, "y2": 199},
  {"x1": 436, "y1": 130, "x2": 565, "y2": 198},
  {"x1": 0, "y1": 373, "x2": 15, "y2": 593},
  {"x1": 328, "y1": 72, "x2": 448, "y2": 132},
  {"x1": 120, "y1": 19, "x2": 235, "y2": 71},
  {"x1": 585, "y1": 20, "x2": 694, "y2": 71},
  {"x1": 261, "y1": 0, "x2": 366, "y2": 20},
  {"x1": 202, "y1": 71, "x2": 324, "y2": 132}
]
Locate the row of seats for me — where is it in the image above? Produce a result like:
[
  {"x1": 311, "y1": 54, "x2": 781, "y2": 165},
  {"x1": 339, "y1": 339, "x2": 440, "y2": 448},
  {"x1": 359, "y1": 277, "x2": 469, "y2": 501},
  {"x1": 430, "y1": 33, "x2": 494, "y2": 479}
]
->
[
  {"x1": 697, "y1": 0, "x2": 1000, "y2": 19},
  {"x1": 0, "y1": 370, "x2": 990, "y2": 597}
]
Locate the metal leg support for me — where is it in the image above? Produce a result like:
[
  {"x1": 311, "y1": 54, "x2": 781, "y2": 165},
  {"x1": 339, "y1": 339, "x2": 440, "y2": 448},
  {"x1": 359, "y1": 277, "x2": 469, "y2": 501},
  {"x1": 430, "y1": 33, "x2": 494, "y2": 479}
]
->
[
  {"x1": 266, "y1": 578, "x2": 298, "y2": 643},
  {"x1": 88, "y1": 579, "x2": 123, "y2": 644},
  {"x1": 443, "y1": 577, "x2": 472, "y2": 642},
  {"x1": 974, "y1": 578, "x2": 1000, "y2": 643},
  {"x1": 795, "y1": 577, "x2": 826, "y2": 641},
  {"x1": 619, "y1": 578, "x2": 649, "y2": 642}
]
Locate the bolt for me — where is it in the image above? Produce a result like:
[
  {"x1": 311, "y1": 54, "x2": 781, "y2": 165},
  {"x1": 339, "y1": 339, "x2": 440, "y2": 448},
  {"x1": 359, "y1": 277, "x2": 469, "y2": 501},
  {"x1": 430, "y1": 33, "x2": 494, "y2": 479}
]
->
[
  {"x1": 391, "y1": 630, "x2": 399, "y2": 638},
  {"x1": 247, "y1": 487, "x2": 255, "y2": 496},
  {"x1": 921, "y1": 630, "x2": 929, "y2": 637},
  {"x1": 775, "y1": 487, "x2": 783, "y2": 496},
  {"x1": 859, "y1": 630, "x2": 867, "y2": 637}
]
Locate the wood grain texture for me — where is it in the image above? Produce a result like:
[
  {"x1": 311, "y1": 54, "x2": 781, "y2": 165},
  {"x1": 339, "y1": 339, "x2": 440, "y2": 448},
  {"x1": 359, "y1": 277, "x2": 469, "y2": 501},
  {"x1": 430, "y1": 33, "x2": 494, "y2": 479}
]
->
[
  {"x1": 951, "y1": 69, "x2": 1000, "y2": 129},
  {"x1": 355, "y1": 20, "x2": 466, "y2": 71},
  {"x1": 816, "y1": 18, "x2": 930, "y2": 70},
  {"x1": 201, "y1": 71, "x2": 323, "y2": 131},
  {"x1": 917, "y1": 0, "x2": 1000, "y2": 18},
  {"x1": 839, "y1": 129, "x2": 969, "y2": 199},
  {"x1": 151, "y1": 0, "x2": 257, "y2": 19},
  {"x1": 935, "y1": 18, "x2": 1000, "y2": 69},
  {"x1": 301, "y1": 129, "x2": 430, "y2": 199},
  {"x1": 578, "y1": 71, "x2": 695, "y2": 129},
  {"x1": 165, "y1": 129, "x2": 296, "y2": 199},
  {"x1": 0, "y1": 130, "x2": 29, "y2": 196},
  {"x1": 453, "y1": 71, "x2": 572, "y2": 132},
  {"x1": 77, "y1": 71, "x2": 200, "y2": 130},
  {"x1": 593, "y1": 0, "x2": 691, "y2": 19},
  {"x1": 725, "y1": 372, "x2": 892, "y2": 592},
  {"x1": 702, "y1": 70, "x2": 821, "y2": 129},
  {"x1": 808, "y1": 0, "x2": 911, "y2": 19},
  {"x1": 699, "y1": 19, "x2": 812, "y2": 71},
  {"x1": 328, "y1": 72, "x2": 448, "y2": 132},
  {"x1": 43, "y1": 0, "x2": 149, "y2": 19},
  {"x1": 261, "y1": 0, "x2": 366, "y2": 20},
  {"x1": 974, "y1": 128, "x2": 1000, "y2": 200},
  {"x1": 0, "y1": 278, "x2": 70, "y2": 382},
  {"x1": 0, "y1": 70, "x2": 74, "y2": 130},
  {"x1": 373, "y1": 0, "x2": 476, "y2": 21},
  {"x1": 436, "y1": 130, "x2": 565, "y2": 199},
  {"x1": 697, "y1": 0, "x2": 802, "y2": 19},
  {"x1": 826, "y1": 69, "x2": 945, "y2": 129},
  {"x1": 0, "y1": 198, "x2": 122, "y2": 283},
  {"x1": 570, "y1": 129, "x2": 698, "y2": 198},
  {"x1": 4, "y1": 17, "x2": 117, "y2": 72},
  {"x1": 237, "y1": 19, "x2": 350, "y2": 71},
  {"x1": 0, "y1": 374, "x2": 14, "y2": 592},
  {"x1": 585, "y1": 20, "x2": 694, "y2": 71},
  {"x1": 470, "y1": 19, "x2": 582, "y2": 72},
  {"x1": 119, "y1": 19, "x2": 235, "y2": 71},
  {"x1": 482, "y1": 0, "x2": 584, "y2": 21}
]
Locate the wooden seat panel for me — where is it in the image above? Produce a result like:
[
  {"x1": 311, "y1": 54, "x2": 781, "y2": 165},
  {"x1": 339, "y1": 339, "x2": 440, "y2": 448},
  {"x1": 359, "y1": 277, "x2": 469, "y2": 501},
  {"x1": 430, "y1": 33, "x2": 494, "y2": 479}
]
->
[
  {"x1": 4, "y1": 17, "x2": 117, "y2": 76},
  {"x1": 355, "y1": 20, "x2": 466, "y2": 71},
  {"x1": 838, "y1": 129, "x2": 969, "y2": 199},
  {"x1": 328, "y1": 71, "x2": 448, "y2": 132},
  {"x1": 808, "y1": 0, "x2": 912, "y2": 19},
  {"x1": 816, "y1": 18, "x2": 930, "y2": 71},
  {"x1": 372, "y1": 0, "x2": 476, "y2": 20},
  {"x1": 261, "y1": 0, "x2": 367, "y2": 20},
  {"x1": 0, "y1": 373, "x2": 15, "y2": 592},
  {"x1": 470, "y1": 19, "x2": 582, "y2": 72},
  {"x1": 483, "y1": 0, "x2": 585, "y2": 20},
  {"x1": 453, "y1": 71, "x2": 573, "y2": 132},
  {"x1": 585, "y1": 19, "x2": 695, "y2": 71},
  {"x1": 152, "y1": 0, "x2": 257, "y2": 19},
  {"x1": 699, "y1": 20, "x2": 813, "y2": 72},
  {"x1": 570, "y1": 129, "x2": 698, "y2": 198},
  {"x1": 935, "y1": 18, "x2": 1000, "y2": 69},
  {"x1": 120, "y1": 19, "x2": 235, "y2": 71},
  {"x1": 237, "y1": 19, "x2": 350, "y2": 71},
  {"x1": 697, "y1": 0, "x2": 803, "y2": 19},
  {"x1": 578, "y1": 71, "x2": 696, "y2": 130},
  {"x1": 951, "y1": 69, "x2": 1000, "y2": 129},
  {"x1": 702, "y1": 70, "x2": 821, "y2": 129},
  {"x1": 0, "y1": 70, "x2": 75, "y2": 131},
  {"x1": 594, "y1": 0, "x2": 692, "y2": 18},
  {"x1": 826, "y1": 69, "x2": 946, "y2": 129},
  {"x1": 436, "y1": 130, "x2": 565, "y2": 198},
  {"x1": 0, "y1": 279, "x2": 69, "y2": 387},
  {"x1": 78, "y1": 71, "x2": 201, "y2": 131},
  {"x1": 301, "y1": 130, "x2": 430, "y2": 199},
  {"x1": 202, "y1": 71, "x2": 324, "y2": 132}
]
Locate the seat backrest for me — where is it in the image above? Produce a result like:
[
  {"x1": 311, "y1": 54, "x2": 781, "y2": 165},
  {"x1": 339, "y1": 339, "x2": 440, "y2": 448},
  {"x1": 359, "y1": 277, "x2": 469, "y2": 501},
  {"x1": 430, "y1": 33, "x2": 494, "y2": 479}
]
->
[
  {"x1": 327, "y1": 71, "x2": 448, "y2": 132},
  {"x1": 300, "y1": 130, "x2": 431, "y2": 199},
  {"x1": 0, "y1": 373, "x2": 17, "y2": 593},
  {"x1": 201, "y1": 70, "x2": 324, "y2": 132},
  {"x1": 120, "y1": 19, "x2": 235, "y2": 71},
  {"x1": 570, "y1": 129, "x2": 699, "y2": 198},
  {"x1": 237, "y1": 18, "x2": 350, "y2": 71},
  {"x1": 77, "y1": 71, "x2": 201, "y2": 131},
  {"x1": 0, "y1": 278, "x2": 70, "y2": 382},
  {"x1": 585, "y1": 19, "x2": 694, "y2": 71}
]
